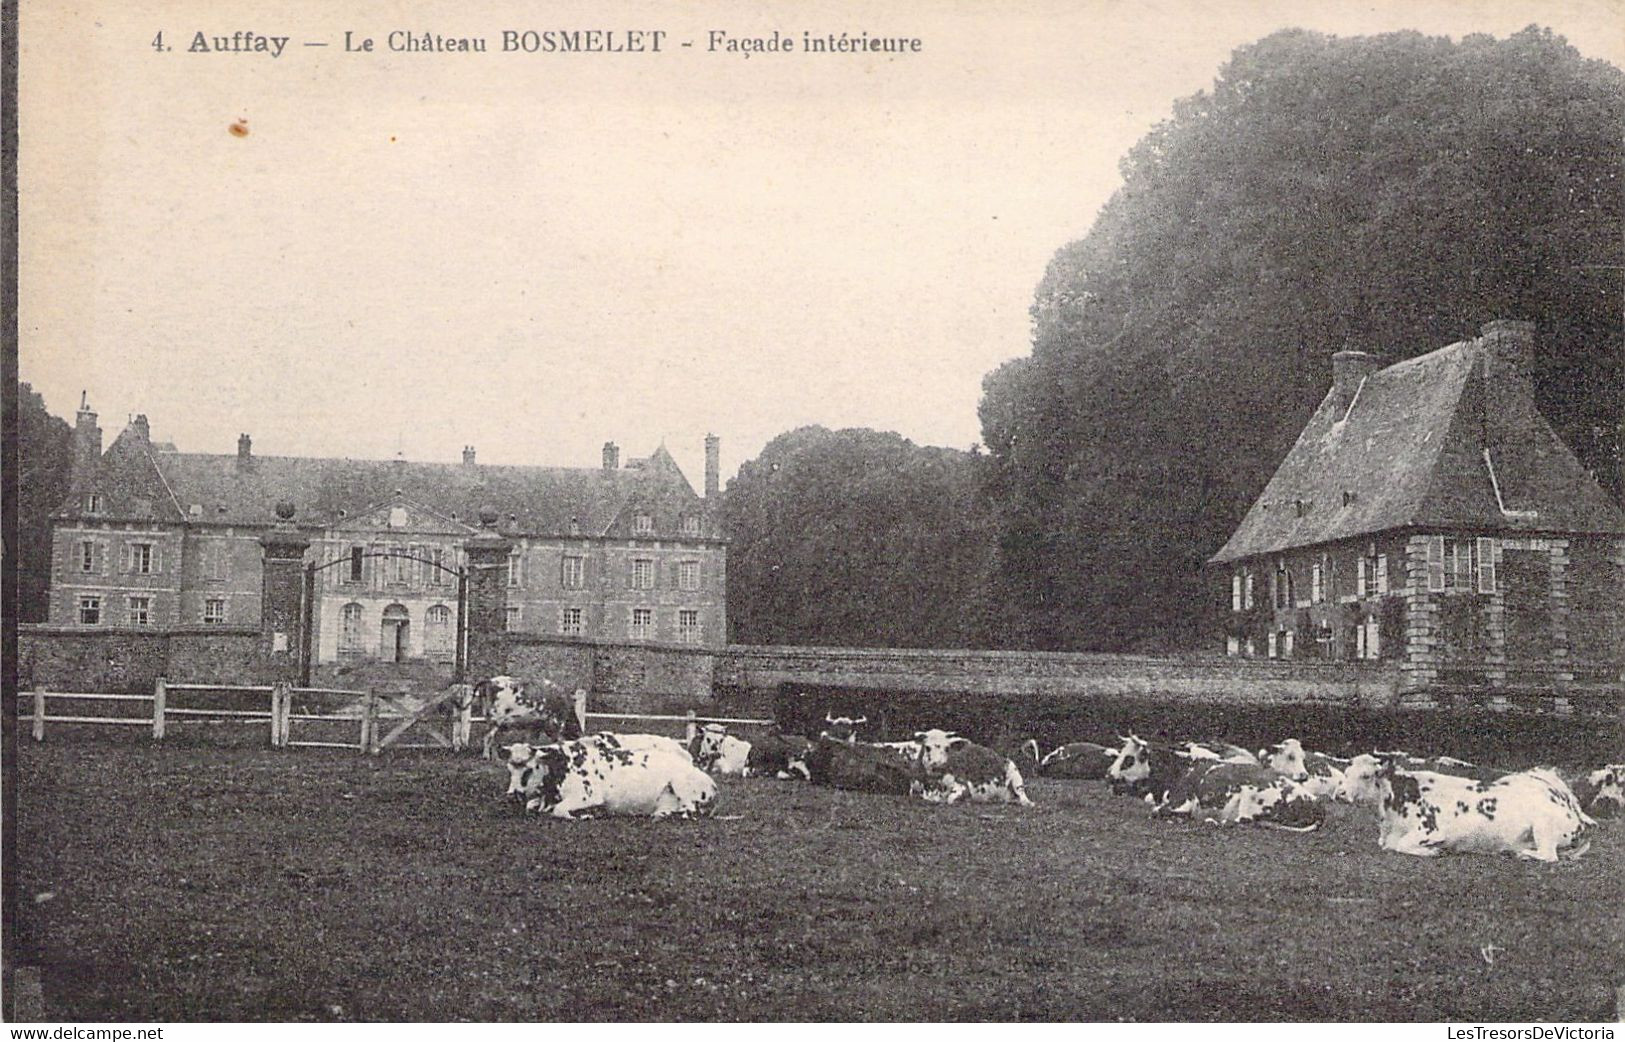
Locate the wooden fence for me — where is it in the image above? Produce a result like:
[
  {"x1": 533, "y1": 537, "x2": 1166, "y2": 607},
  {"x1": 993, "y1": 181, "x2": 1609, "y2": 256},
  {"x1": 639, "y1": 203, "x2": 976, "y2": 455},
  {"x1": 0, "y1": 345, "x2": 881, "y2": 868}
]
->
[{"x1": 16, "y1": 680, "x2": 774, "y2": 755}]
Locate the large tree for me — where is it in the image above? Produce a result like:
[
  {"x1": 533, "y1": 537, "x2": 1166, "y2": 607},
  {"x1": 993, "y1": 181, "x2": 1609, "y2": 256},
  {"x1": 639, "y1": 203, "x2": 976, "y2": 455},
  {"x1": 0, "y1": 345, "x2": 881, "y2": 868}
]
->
[
  {"x1": 17, "y1": 384, "x2": 73, "y2": 622},
  {"x1": 982, "y1": 26, "x2": 1624, "y2": 652},
  {"x1": 722, "y1": 426, "x2": 1001, "y2": 648}
]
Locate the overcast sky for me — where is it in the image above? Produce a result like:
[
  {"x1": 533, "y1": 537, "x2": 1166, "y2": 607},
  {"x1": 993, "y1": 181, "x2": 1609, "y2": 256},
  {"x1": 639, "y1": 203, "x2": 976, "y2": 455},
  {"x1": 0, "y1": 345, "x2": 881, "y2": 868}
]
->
[{"x1": 19, "y1": 0, "x2": 1624, "y2": 491}]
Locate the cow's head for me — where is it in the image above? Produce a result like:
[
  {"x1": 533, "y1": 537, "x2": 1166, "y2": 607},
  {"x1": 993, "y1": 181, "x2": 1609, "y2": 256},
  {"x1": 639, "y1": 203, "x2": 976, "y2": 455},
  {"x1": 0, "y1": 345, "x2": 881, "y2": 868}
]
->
[
  {"x1": 1582, "y1": 764, "x2": 1625, "y2": 815},
  {"x1": 913, "y1": 729, "x2": 963, "y2": 770},
  {"x1": 821, "y1": 714, "x2": 867, "y2": 744},
  {"x1": 1333, "y1": 753, "x2": 1386, "y2": 804},
  {"x1": 1263, "y1": 738, "x2": 1309, "y2": 781},
  {"x1": 1106, "y1": 735, "x2": 1152, "y2": 792},
  {"x1": 516, "y1": 745, "x2": 569, "y2": 812},
  {"x1": 693, "y1": 723, "x2": 728, "y2": 768}
]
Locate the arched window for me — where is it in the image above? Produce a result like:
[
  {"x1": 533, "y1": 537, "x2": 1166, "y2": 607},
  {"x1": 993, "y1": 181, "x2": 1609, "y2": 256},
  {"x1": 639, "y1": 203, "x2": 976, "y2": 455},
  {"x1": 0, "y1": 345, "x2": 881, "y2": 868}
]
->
[
  {"x1": 339, "y1": 603, "x2": 364, "y2": 656},
  {"x1": 425, "y1": 604, "x2": 453, "y2": 661}
]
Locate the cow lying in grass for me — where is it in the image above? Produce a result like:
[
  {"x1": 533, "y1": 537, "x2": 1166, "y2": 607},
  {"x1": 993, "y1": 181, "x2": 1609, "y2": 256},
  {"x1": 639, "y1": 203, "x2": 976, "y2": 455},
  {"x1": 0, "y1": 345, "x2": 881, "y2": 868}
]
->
[
  {"x1": 690, "y1": 724, "x2": 752, "y2": 776},
  {"x1": 1337, "y1": 755, "x2": 1592, "y2": 861},
  {"x1": 503, "y1": 734, "x2": 716, "y2": 820},
  {"x1": 1038, "y1": 741, "x2": 1118, "y2": 780},
  {"x1": 1259, "y1": 739, "x2": 1349, "y2": 799},
  {"x1": 803, "y1": 736, "x2": 921, "y2": 795},
  {"x1": 1572, "y1": 764, "x2": 1624, "y2": 819},
  {"x1": 745, "y1": 728, "x2": 813, "y2": 780},
  {"x1": 1154, "y1": 760, "x2": 1324, "y2": 830},
  {"x1": 911, "y1": 729, "x2": 1034, "y2": 806}
]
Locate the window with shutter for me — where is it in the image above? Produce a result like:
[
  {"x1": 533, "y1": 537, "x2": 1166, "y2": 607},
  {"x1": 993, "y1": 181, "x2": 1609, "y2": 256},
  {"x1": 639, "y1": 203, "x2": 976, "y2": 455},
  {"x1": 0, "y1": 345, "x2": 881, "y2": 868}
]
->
[
  {"x1": 1367, "y1": 618, "x2": 1381, "y2": 659},
  {"x1": 1267, "y1": 631, "x2": 1278, "y2": 658},
  {"x1": 1357, "y1": 556, "x2": 1367, "y2": 596},
  {"x1": 1243, "y1": 572, "x2": 1254, "y2": 610},
  {"x1": 1476, "y1": 537, "x2": 1496, "y2": 593},
  {"x1": 1311, "y1": 563, "x2": 1323, "y2": 604},
  {"x1": 1355, "y1": 622, "x2": 1366, "y2": 659},
  {"x1": 1427, "y1": 537, "x2": 1445, "y2": 591},
  {"x1": 1376, "y1": 555, "x2": 1388, "y2": 594},
  {"x1": 1232, "y1": 575, "x2": 1242, "y2": 611}
]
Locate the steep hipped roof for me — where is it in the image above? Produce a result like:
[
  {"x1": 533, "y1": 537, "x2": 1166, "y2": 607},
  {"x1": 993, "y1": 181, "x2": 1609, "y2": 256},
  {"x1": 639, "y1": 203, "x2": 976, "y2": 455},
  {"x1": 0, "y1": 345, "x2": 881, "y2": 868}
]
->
[
  {"x1": 56, "y1": 438, "x2": 711, "y2": 539},
  {"x1": 1210, "y1": 325, "x2": 1624, "y2": 564}
]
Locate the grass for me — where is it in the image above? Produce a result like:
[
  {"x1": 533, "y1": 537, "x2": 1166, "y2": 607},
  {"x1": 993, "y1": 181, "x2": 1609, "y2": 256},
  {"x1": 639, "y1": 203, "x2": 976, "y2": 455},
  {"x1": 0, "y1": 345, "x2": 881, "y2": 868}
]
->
[{"x1": 12, "y1": 733, "x2": 1624, "y2": 1021}]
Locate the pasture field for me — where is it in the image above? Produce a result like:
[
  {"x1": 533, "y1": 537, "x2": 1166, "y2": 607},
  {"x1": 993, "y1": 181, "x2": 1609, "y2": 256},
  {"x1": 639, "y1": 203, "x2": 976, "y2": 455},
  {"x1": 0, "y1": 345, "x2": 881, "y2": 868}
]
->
[{"x1": 11, "y1": 735, "x2": 1624, "y2": 1022}]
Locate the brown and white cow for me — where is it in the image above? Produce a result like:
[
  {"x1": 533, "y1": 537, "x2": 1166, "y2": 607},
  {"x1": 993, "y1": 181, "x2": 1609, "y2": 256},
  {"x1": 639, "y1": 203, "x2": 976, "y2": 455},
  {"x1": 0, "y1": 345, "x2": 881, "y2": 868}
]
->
[
  {"x1": 803, "y1": 736, "x2": 921, "y2": 795},
  {"x1": 745, "y1": 729, "x2": 814, "y2": 780},
  {"x1": 911, "y1": 729, "x2": 1034, "y2": 806},
  {"x1": 1106, "y1": 734, "x2": 1199, "y2": 806},
  {"x1": 690, "y1": 724, "x2": 752, "y2": 776},
  {"x1": 507, "y1": 734, "x2": 717, "y2": 820},
  {"x1": 1571, "y1": 764, "x2": 1624, "y2": 819},
  {"x1": 819, "y1": 714, "x2": 869, "y2": 745},
  {"x1": 1155, "y1": 760, "x2": 1324, "y2": 830},
  {"x1": 1037, "y1": 741, "x2": 1117, "y2": 780},
  {"x1": 477, "y1": 676, "x2": 586, "y2": 759}
]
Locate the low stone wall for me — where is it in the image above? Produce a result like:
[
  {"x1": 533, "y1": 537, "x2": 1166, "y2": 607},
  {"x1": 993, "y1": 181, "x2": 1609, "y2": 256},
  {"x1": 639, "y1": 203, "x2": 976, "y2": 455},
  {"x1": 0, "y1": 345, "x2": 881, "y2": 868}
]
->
[
  {"x1": 715, "y1": 644, "x2": 1405, "y2": 710},
  {"x1": 19, "y1": 625, "x2": 267, "y2": 693},
  {"x1": 500, "y1": 634, "x2": 716, "y2": 714}
]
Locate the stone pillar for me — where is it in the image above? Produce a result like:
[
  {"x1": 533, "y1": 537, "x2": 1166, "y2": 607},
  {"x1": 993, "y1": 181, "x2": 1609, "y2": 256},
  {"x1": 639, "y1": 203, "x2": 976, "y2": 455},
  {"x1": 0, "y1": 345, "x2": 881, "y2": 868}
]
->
[
  {"x1": 1483, "y1": 539, "x2": 1507, "y2": 688},
  {"x1": 1548, "y1": 539, "x2": 1572, "y2": 686},
  {"x1": 258, "y1": 501, "x2": 311, "y2": 684},
  {"x1": 1400, "y1": 535, "x2": 1439, "y2": 697},
  {"x1": 463, "y1": 507, "x2": 512, "y2": 683}
]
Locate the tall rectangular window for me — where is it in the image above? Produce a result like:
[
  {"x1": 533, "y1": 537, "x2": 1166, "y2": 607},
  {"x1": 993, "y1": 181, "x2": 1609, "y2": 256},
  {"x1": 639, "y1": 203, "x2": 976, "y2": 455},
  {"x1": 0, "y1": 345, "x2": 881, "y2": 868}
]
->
[
  {"x1": 204, "y1": 542, "x2": 229, "y2": 581},
  {"x1": 79, "y1": 540, "x2": 96, "y2": 573},
  {"x1": 1476, "y1": 537, "x2": 1496, "y2": 593},
  {"x1": 340, "y1": 603, "x2": 364, "y2": 653},
  {"x1": 560, "y1": 607, "x2": 583, "y2": 636},
  {"x1": 631, "y1": 559, "x2": 654, "y2": 590},
  {"x1": 348, "y1": 546, "x2": 364, "y2": 583},
  {"x1": 1427, "y1": 536, "x2": 1445, "y2": 592},
  {"x1": 1243, "y1": 572, "x2": 1254, "y2": 610},
  {"x1": 1231, "y1": 574, "x2": 1242, "y2": 612},
  {"x1": 127, "y1": 596, "x2": 151, "y2": 626},
  {"x1": 85, "y1": 494, "x2": 102, "y2": 514},
  {"x1": 1376, "y1": 554, "x2": 1388, "y2": 594},
  {"x1": 203, "y1": 598, "x2": 227, "y2": 624},
  {"x1": 128, "y1": 542, "x2": 155, "y2": 574},
  {"x1": 561, "y1": 556, "x2": 585, "y2": 589},
  {"x1": 507, "y1": 550, "x2": 525, "y2": 588},
  {"x1": 677, "y1": 609, "x2": 700, "y2": 644},
  {"x1": 1311, "y1": 562, "x2": 1323, "y2": 604},
  {"x1": 78, "y1": 595, "x2": 101, "y2": 625},
  {"x1": 634, "y1": 513, "x2": 654, "y2": 534},
  {"x1": 630, "y1": 608, "x2": 652, "y2": 639},
  {"x1": 504, "y1": 606, "x2": 521, "y2": 632},
  {"x1": 678, "y1": 560, "x2": 700, "y2": 591}
]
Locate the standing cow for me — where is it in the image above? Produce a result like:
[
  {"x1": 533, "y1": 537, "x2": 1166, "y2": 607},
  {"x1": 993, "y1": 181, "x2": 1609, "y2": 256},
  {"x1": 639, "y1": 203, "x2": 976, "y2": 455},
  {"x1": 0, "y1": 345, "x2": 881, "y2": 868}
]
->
[{"x1": 477, "y1": 676, "x2": 586, "y2": 760}]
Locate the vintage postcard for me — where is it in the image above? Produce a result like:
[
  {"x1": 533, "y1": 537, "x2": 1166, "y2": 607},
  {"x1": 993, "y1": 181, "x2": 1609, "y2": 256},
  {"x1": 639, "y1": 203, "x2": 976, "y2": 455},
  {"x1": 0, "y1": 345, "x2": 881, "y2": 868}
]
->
[{"x1": 10, "y1": 0, "x2": 1624, "y2": 1027}]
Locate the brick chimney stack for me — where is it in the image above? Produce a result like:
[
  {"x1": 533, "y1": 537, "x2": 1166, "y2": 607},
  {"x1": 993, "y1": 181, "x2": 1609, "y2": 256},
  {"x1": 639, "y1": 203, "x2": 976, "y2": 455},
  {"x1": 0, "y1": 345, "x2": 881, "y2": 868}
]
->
[
  {"x1": 72, "y1": 391, "x2": 101, "y2": 491},
  {"x1": 602, "y1": 441, "x2": 619, "y2": 473},
  {"x1": 1329, "y1": 349, "x2": 1382, "y2": 417},
  {"x1": 462, "y1": 445, "x2": 477, "y2": 466},
  {"x1": 704, "y1": 434, "x2": 720, "y2": 499},
  {"x1": 130, "y1": 414, "x2": 151, "y2": 443},
  {"x1": 237, "y1": 433, "x2": 252, "y2": 467}
]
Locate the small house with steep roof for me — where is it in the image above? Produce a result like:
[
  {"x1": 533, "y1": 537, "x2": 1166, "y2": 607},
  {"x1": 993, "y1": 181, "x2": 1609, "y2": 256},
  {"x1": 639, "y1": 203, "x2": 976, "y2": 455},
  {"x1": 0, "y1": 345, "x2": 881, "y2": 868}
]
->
[{"x1": 1211, "y1": 320, "x2": 1624, "y2": 699}]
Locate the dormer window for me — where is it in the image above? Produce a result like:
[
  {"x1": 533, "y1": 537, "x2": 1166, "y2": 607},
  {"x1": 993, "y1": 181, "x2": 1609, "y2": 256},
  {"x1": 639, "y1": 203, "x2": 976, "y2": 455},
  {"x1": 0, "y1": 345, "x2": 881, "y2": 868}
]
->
[
  {"x1": 1342, "y1": 490, "x2": 1357, "y2": 507},
  {"x1": 681, "y1": 515, "x2": 701, "y2": 536},
  {"x1": 634, "y1": 513, "x2": 654, "y2": 534},
  {"x1": 85, "y1": 493, "x2": 103, "y2": 514}
]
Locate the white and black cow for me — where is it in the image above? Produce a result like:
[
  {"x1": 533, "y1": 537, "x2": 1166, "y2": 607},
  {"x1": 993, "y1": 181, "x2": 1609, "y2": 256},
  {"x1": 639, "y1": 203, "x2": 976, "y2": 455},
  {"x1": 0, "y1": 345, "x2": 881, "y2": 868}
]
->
[
  {"x1": 1571, "y1": 764, "x2": 1624, "y2": 820},
  {"x1": 1260, "y1": 738, "x2": 1349, "y2": 799},
  {"x1": 911, "y1": 729, "x2": 1033, "y2": 806},
  {"x1": 500, "y1": 733, "x2": 691, "y2": 799},
  {"x1": 1184, "y1": 741, "x2": 1259, "y2": 765},
  {"x1": 1155, "y1": 760, "x2": 1324, "y2": 830},
  {"x1": 1037, "y1": 741, "x2": 1117, "y2": 780},
  {"x1": 1341, "y1": 757, "x2": 1593, "y2": 861},
  {"x1": 691, "y1": 724, "x2": 752, "y2": 776},
  {"x1": 507, "y1": 734, "x2": 717, "y2": 820},
  {"x1": 477, "y1": 675, "x2": 586, "y2": 760}
]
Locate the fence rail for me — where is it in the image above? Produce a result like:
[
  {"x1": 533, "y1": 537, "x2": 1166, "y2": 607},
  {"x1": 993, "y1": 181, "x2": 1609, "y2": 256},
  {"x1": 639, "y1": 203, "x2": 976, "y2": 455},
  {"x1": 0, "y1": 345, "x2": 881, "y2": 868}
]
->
[{"x1": 13, "y1": 682, "x2": 775, "y2": 754}]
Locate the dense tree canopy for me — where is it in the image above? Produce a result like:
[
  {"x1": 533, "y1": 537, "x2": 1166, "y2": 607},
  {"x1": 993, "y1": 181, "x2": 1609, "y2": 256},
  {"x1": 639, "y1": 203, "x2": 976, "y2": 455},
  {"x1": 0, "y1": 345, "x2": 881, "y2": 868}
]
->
[
  {"x1": 980, "y1": 26, "x2": 1624, "y2": 651},
  {"x1": 722, "y1": 427, "x2": 1000, "y2": 648},
  {"x1": 17, "y1": 383, "x2": 73, "y2": 622}
]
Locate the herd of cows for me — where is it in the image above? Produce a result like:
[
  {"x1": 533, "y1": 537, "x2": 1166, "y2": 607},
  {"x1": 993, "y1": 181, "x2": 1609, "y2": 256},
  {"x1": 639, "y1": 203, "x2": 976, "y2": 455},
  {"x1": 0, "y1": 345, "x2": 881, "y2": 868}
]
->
[{"x1": 472, "y1": 676, "x2": 1624, "y2": 864}]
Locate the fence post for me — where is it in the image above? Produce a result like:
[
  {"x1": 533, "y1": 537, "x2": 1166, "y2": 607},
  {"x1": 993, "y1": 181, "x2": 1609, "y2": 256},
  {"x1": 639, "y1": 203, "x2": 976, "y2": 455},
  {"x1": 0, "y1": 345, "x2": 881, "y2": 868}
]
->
[
  {"x1": 363, "y1": 692, "x2": 379, "y2": 755},
  {"x1": 454, "y1": 686, "x2": 472, "y2": 751},
  {"x1": 32, "y1": 687, "x2": 45, "y2": 742},
  {"x1": 269, "y1": 683, "x2": 284, "y2": 747},
  {"x1": 152, "y1": 676, "x2": 167, "y2": 741},
  {"x1": 685, "y1": 709, "x2": 697, "y2": 746}
]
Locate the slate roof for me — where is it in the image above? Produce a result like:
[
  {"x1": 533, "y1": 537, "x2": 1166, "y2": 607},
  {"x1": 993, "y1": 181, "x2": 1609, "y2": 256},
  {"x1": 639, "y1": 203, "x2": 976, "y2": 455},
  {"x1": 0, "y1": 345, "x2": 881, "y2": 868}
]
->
[
  {"x1": 56, "y1": 435, "x2": 711, "y2": 539},
  {"x1": 1210, "y1": 331, "x2": 1624, "y2": 564}
]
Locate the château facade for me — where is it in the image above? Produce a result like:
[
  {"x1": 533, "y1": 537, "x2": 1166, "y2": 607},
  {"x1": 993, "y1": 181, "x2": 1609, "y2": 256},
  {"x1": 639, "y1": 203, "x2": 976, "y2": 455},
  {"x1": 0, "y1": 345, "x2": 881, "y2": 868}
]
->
[{"x1": 47, "y1": 399, "x2": 728, "y2": 663}]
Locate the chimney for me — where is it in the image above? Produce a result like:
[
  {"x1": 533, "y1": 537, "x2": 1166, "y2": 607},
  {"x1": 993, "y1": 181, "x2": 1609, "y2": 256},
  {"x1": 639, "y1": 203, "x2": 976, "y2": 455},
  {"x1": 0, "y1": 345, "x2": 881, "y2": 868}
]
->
[
  {"x1": 72, "y1": 391, "x2": 101, "y2": 490},
  {"x1": 130, "y1": 414, "x2": 151, "y2": 443},
  {"x1": 1329, "y1": 350, "x2": 1381, "y2": 417},
  {"x1": 704, "y1": 433, "x2": 720, "y2": 499},
  {"x1": 602, "y1": 441, "x2": 619, "y2": 473},
  {"x1": 1479, "y1": 319, "x2": 1537, "y2": 464},
  {"x1": 462, "y1": 445, "x2": 476, "y2": 466},
  {"x1": 236, "y1": 433, "x2": 253, "y2": 469}
]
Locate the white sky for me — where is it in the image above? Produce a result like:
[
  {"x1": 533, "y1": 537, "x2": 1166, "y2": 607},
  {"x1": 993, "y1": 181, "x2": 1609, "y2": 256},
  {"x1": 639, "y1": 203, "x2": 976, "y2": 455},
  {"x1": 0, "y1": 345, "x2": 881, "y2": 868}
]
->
[{"x1": 18, "y1": 0, "x2": 1624, "y2": 490}]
